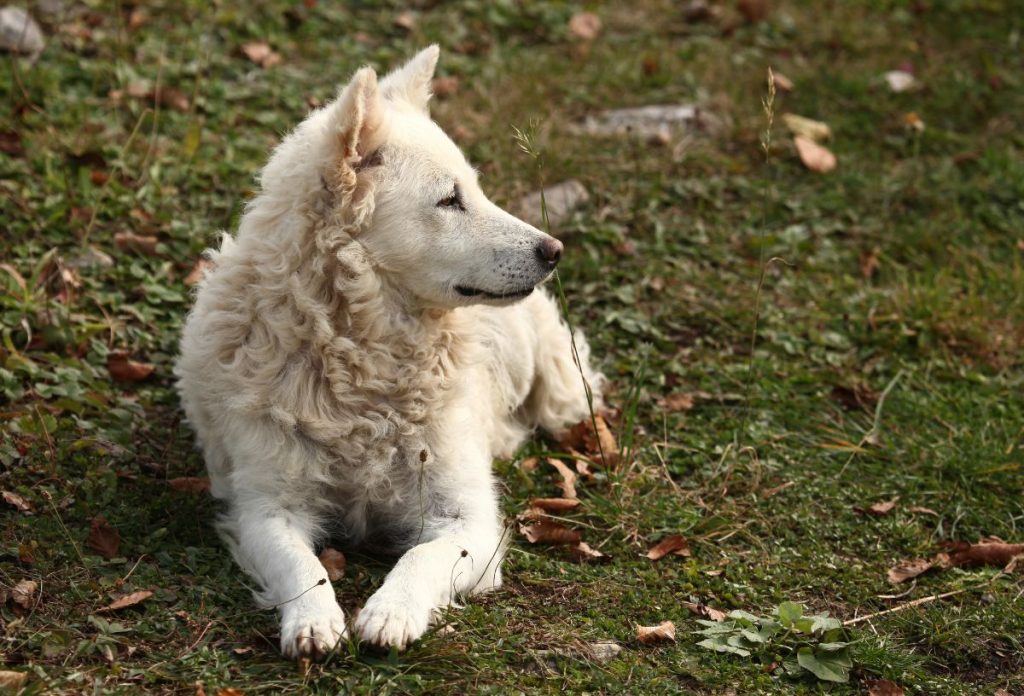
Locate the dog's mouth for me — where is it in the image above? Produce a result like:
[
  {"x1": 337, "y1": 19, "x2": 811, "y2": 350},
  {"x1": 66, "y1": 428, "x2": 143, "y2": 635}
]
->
[{"x1": 455, "y1": 285, "x2": 534, "y2": 301}]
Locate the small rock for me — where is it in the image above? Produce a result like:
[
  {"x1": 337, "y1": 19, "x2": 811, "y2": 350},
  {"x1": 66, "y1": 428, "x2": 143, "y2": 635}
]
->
[
  {"x1": 0, "y1": 6, "x2": 44, "y2": 56},
  {"x1": 575, "y1": 104, "x2": 723, "y2": 141},
  {"x1": 515, "y1": 179, "x2": 589, "y2": 230},
  {"x1": 66, "y1": 246, "x2": 115, "y2": 270},
  {"x1": 35, "y1": 0, "x2": 64, "y2": 19},
  {"x1": 588, "y1": 641, "x2": 622, "y2": 663},
  {"x1": 883, "y1": 69, "x2": 917, "y2": 93}
]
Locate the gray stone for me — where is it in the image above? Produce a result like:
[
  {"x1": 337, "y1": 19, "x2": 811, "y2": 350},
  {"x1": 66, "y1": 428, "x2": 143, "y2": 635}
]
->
[
  {"x1": 575, "y1": 104, "x2": 723, "y2": 142},
  {"x1": 0, "y1": 7, "x2": 44, "y2": 56},
  {"x1": 514, "y1": 179, "x2": 589, "y2": 230}
]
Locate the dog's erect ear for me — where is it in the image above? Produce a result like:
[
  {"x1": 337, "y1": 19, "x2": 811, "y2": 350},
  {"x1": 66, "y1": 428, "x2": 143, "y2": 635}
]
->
[
  {"x1": 327, "y1": 66, "x2": 384, "y2": 162},
  {"x1": 379, "y1": 45, "x2": 440, "y2": 114}
]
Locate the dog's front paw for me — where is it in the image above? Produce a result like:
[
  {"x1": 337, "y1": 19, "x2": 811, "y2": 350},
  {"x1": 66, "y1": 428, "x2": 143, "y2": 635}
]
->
[
  {"x1": 280, "y1": 599, "x2": 348, "y2": 660},
  {"x1": 354, "y1": 589, "x2": 433, "y2": 651}
]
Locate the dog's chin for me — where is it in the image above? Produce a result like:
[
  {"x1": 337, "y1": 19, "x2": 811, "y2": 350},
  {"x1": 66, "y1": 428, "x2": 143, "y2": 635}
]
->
[{"x1": 453, "y1": 284, "x2": 536, "y2": 306}]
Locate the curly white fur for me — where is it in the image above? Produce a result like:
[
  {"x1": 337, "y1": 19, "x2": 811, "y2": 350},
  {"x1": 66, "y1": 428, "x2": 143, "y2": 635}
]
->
[{"x1": 176, "y1": 46, "x2": 603, "y2": 658}]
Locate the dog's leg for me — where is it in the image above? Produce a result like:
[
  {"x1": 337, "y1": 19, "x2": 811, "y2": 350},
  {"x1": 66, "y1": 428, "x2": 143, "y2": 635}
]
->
[
  {"x1": 353, "y1": 460, "x2": 503, "y2": 650},
  {"x1": 231, "y1": 503, "x2": 348, "y2": 659},
  {"x1": 522, "y1": 290, "x2": 605, "y2": 433}
]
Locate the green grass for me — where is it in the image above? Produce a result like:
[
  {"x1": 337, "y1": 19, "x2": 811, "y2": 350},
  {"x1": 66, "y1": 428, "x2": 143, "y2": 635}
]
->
[{"x1": 2, "y1": 0, "x2": 1023, "y2": 693}]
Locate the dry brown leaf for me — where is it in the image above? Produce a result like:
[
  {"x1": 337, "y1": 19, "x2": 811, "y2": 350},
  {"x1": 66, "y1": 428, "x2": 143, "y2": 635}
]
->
[
  {"x1": 152, "y1": 86, "x2": 190, "y2": 113},
  {"x1": 657, "y1": 392, "x2": 695, "y2": 412},
  {"x1": 738, "y1": 0, "x2": 770, "y2": 22},
  {"x1": 216, "y1": 689, "x2": 244, "y2": 696},
  {"x1": 569, "y1": 541, "x2": 608, "y2": 563},
  {"x1": 865, "y1": 678, "x2": 906, "y2": 696},
  {"x1": 887, "y1": 558, "x2": 933, "y2": 584},
  {"x1": 10, "y1": 579, "x2": 37, "y2": 609},
  {"x1": 568, "y1": 12, "x2": 602, "y2": 40},
  {"x1": 636, "y1": 620, "x2": 675, "y2": 644},
  {"x1": 943, "y1": 540, "x2": 1024, "y2": 570},
  {"x1": 431, "y1": 76, "x2": 459, "y2": 98},
  {"x1": 529, "y1": 497, "x2": 581, "y2": 512},
  {"x1": 99, "y1": 590, "x2": 153, "y2": 612},
  {"x1": 860, "y1": 247, "x2": 881, "y2": 280},
  {"x1": 782, "y1": 113, "x2": 832, "y2": 141},
  {"x1": 241, "y1": 42, "x2": 281, "y2": 68},
  {"x1": 683, "y1": 601, "x2": 727, "y2": 622},
  {"x1": 318, "y1": 547, "x2": 346, "y2": 582},
  {"x1": 0, "y1": 671, "x2": 27, "y2": 690},
  {"x1": 113, "y1": 231, "x2": 159, "y2": 256},
  {"x1": 168, "y1": 477, "x2": 211, "y2": 494},
  {"x1": 594, "y1": 415, "x2": 618, "y2": 464},
  {"x1": 520, "y1": 457, "x2": 539, "y2": 473},
  {"x1": 908, "y1": 506, "x2": 939, "y2": 516},
  {"x1": 520, "y1": 520, "x2": 581, "y2": 545},
  {"x1": 546, "y1": 458, "x2": 577, "y2": 499},
  {"x1": 902, "y1": 111, "x2": 925, "y2": 133},
  {"x1": 393, "y1": 11, "x2": 416, "y2": 31},
  {"x1": 644, "y1": 534, "x2": 691, "y2": 560},
  {"x1": 184, "y1": 258, "x2": 212, "y2": 286},
  {"x1": 772, "y1": 71, "x2": 794, "y2": 92},
  {"x1": 87, "y1": 515, "x2": 121, "y2": 559},
  {"x1": 794, "y1": 135, "x2": 837, "y2": 173},
  {"x1": 3, "y1": 490, "x2": 32, "y2": 513},
  {"x1": 760, "y1": 481, "x2": 794, "y2": 498},
  {"x1": 559, "y1": 415, "x2": 618, "y2": 466},
  {"x1": 855, "y1": 497, "x2": 899, "y2": 516},
  {"x1": 993, "y1": 690, "x2": 1011, "y2": 696},
  {"x1": 108, "y1": 351, "x2": 155, "y2": 383}
]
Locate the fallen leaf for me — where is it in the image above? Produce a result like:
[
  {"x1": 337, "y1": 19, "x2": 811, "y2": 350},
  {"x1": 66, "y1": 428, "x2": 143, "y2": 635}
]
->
[
  {"x1": 884, "y1": 70, "x2": 917, "y2": 93},
  {"x1": 569, "y1": 541, "x2": 609, "y2": 563},
  {"x1": 760, "y1": 480, "x2": 795, "y2": 498},
  {"x1": 10, "y1": 579, "x2": 37, "y2": 609},
  {"x1": 887, "y1": 558, "x2": 933, "y2": 584},
  {"x1": 318, "y1": 548, "x2": 346, "y2": 582},
  {"x1": 943, "y1": 540, "x2": 1024, "y2": 570},
  {"x1": 216, "y1": 689, "x2": 244, "y2": 696},
  {"x1": 855, "y1": 497, "x2": 899, "y2": 517},
  {"x1": 656, "y1": 392, "x2": 695, "y2": 412},
  {"x1": 683, "y1": 601, "x2": 727, "y2": 622},
  {"x1": 866, "y1": 678, "x2": 906, "y2": 696},
  {"x1": 184, "y1": 258, "x2": 212, "y2": 286},
  {"x1": 902, "y1": 111, "x2": 925, "y2": 133},
  {"x1": 546, "y1": 458, "x2": 577, "y2": 499},
  {"x1": 782, "y1": 113, "x2": 832, "y2": 141},
  {"x1": 241, "y1": 41, "x2": 281, "y2": 69},
  {"x1": 113, "y1": 231, "x2": 159, "y2": 256},
  {"x1": 431, "y1": 76, "x2": 459, "y2": 98},
  {"x1": 568, "y1": 12, "x2": 602, "y2": 40},
  {"x1": 99, "y1": 590, "x2": 153, "y2": 612},
  {"x1": 108, "y1": 351, "x2": 155, "y2": 383},
  {"x1": 529, "y1": 497, "x2": 581, "y2": 512},
  {"x1": 519, "y1": 457, "x2": 539, "y2": 473},
  {"x1": 645, "y1": 534, "x2": 691, "y2": 560},
  {"x1": 772, "y1": 71, "x2": 795, "y2": 92},
  {"x1": 152, "y1": 86, "x2": 191, "y2": 113},
  {"x1": 3, "y1": 490, "x2": 32, "y2": 513},
  {"x1": 830, "y1": 384, "x2": 879, "y2": 412},
  {"x1": 168, "y1": 477, "x2": 210, "y2": 494},
  {"x1": 994, "y1": 690, "x2": 1011, "y2": 696},
  {"x1": 393, "y1": 11, "x2": 416, "y2": 31},
  {"x1": 520, "y1": 520, "x2": 582, "y2": 545},
  {"x1": 0, "y1": 671, "x2": 27, "y2": 690},
  {"x1": 860, "y1": 247, "x2": 881, "y2": 280},
  {"x1": 636, "y1": 620, "x2": 675, "y2": 644},
  {"x1": 737, "y1": 0, "x2": 770, "y2": 22},
  {"x1": 794, "y1": 135, "x2": 837, "y2": 173},
  {"x1": 127, "y1": 8, "x2": 147, "y2": 29},
  {"x1": 558, "y1": 415, "x2": 619, "y2": 466},
  {"x1": 86, "y1": 515, "x2": 121, "y2": 559},
  {"x1": 908, "y1": 506, "x2": 938, "y2": 516}
]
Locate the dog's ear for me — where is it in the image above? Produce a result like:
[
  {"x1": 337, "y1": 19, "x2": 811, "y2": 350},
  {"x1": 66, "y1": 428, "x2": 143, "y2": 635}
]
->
[
  {"x1": 323, "y1": 66, "x2": 385, "y2": 214},
  {"x1": 328, "y1": 66, "x2": 384, "y2": 162},
  {"x1": 379, "y1": 44, "x2": 440, "y2": 114}
]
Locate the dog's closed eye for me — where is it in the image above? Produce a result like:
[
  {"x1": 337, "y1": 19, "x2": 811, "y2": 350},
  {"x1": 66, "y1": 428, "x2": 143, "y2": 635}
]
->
[{"x1": 437, "y1": 184, "x2": 466, "y2": 212}]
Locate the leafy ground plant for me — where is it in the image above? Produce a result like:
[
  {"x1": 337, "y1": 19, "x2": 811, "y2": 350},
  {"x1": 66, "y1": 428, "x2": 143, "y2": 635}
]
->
[{"x1": 696, "y1": 601, "x2": 853, "y2": 683}]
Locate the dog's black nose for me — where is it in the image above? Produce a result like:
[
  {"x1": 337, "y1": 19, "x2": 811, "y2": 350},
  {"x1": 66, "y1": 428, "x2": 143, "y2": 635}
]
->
[{"x1": 536, "y1": 238, "x2": 563, "y2": 268}]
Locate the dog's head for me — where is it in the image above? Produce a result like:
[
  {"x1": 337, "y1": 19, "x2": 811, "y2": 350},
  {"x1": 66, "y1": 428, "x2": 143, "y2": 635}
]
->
[{"x1": 274, "y1": 46, "x2": 563, "y2": 309}]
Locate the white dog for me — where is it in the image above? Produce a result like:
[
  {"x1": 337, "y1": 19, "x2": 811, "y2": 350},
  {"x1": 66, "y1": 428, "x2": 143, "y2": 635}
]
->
[{"x1": 176, "y1": 46, "x2": 602, "y2": 659}]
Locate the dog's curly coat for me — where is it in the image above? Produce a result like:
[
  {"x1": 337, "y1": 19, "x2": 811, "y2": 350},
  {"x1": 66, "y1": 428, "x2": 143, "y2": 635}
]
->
[{"x1": 176, "y1": 46, "x2": 602, "y2": 658}]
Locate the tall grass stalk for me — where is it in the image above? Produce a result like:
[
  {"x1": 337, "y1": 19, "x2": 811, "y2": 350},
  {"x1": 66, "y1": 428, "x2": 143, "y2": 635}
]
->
[{"x1": 512, "y1": 121, "x2": 609, "y2": 469}]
